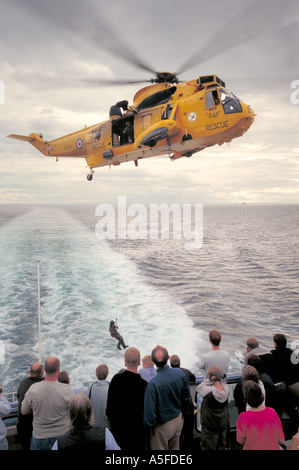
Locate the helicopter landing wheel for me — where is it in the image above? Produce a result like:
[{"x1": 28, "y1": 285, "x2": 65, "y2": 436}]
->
[
  {"x1": 182, "y1": 133, "x2": 192, "y2": 141},
  {"x1": 87, "y1": 168, "x2": 95, "y2": 181}
]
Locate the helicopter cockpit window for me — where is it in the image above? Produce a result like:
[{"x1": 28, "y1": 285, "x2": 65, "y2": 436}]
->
[
  {"x1": 206, "y1": 90, "x2": 220, "y2": 108},
  {"x1": 220, "y1": 89, "x2": 242, "y2": 114}
]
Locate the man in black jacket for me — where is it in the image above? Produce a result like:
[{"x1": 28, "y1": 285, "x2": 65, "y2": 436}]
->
[
  {"x1": 106, "y1": 347, "x2": 147, "y2": 450},
  {"x1": 271, "y1": 333, "x2": 299, "y2": 433}
]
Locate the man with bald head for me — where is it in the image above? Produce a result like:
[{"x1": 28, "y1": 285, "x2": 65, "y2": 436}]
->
[
  {"x1": 144, "y1": 345, "x2": 193, "y2": 450},
  {"x1": 17, "y1": 362, "x2": 44, "y2": 450},
  {"x1": 21, "y1": 357, "x2": 75, "y2": 450}
]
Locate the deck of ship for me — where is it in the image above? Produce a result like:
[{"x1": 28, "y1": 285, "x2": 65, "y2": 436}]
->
[{"x1": 2, "y1": 372, "x2": 297, "y2": 450}]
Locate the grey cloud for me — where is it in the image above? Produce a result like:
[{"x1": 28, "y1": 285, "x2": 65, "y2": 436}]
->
[{"x1": 1, "y1": 0, "x2": 298, "y2": 204}]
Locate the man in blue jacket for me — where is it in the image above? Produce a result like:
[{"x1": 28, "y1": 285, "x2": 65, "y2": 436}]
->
[{"x1": 144, "y1": 345, "x2": 193, "y2": 450}]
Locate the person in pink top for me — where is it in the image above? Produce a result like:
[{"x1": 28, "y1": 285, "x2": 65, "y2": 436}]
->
[{"x1": 237, "y1": 380, "x2": 285, "y2": 450}]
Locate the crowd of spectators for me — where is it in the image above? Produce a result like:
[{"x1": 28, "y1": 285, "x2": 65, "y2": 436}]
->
[{"x1": 0, "y1": 331, "x2": 298, "y2": 451}]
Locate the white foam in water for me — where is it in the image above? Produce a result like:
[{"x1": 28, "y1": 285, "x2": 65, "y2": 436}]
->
[{"x1": 0, "y1": 207, "x2": 205, "y2": 392}]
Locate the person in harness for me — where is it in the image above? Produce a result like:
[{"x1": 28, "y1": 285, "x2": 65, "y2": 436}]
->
[{"x1": 109, "y1": 320, "x2": 128, "y2": 350}]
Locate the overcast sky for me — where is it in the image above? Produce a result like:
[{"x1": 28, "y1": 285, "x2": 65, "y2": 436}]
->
[{"x1": 1, "y1": 0, "x2": 298, "y2": 205}]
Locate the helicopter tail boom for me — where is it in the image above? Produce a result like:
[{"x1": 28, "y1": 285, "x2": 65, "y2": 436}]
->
[
  {"x1": 7, "y1": 134, "x2": 35, "y2": 143},
  {"x1": 8, "y1": 131, "x2": 89, "y2": 159},
  {"x1": 8, "y1": 133, "x2": 51, "y2": 156}
]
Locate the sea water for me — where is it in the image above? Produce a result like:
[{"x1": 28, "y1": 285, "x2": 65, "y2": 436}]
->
[
  {"x1": 0, "y1": 204, "x2": 298, "y2": 394},
  {"x1": 0, "y1": 204, "x2": 203, "y2": 393}
]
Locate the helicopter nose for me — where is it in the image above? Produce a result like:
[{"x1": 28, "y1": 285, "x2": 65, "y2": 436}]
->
[
  {"x1": 228, "y1": 102, "x2": 254, "y2": 141},
  {"x1": 245, "y1": 104, "x2": 255, "y2": 123},
  {"x1": 241, "y1": 103, "x2": 255, "y2": 133}
]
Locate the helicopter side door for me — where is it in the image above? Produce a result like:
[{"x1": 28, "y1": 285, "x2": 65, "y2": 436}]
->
[
  {"x1": 133, "y1": 106, "x2": 163, "y2": 141},
  {"x1": 204, "y1": 88, "x2": 231, "y2": 133},
  {"x1": 111, "y1": 115, "x2": 135, "y2": 147}
]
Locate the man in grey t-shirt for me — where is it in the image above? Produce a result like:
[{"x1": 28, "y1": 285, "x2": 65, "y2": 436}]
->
[
  {"x1": 198, "y1": 330, "x2": 230, "y2": 379},
  {"x1": 21, "y1": 356, "x2": 75, "y2": 450}
]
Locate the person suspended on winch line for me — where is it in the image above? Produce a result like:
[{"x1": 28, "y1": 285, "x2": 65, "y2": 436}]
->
[{"x1": 109, "y1": 320, "x2": 128, "y2": 350}]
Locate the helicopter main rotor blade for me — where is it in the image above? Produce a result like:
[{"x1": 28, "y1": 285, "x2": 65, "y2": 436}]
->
[
  {"x1": 74, "y1": 78, "x2": 153, "y2": 87},
  {"x1": 14, "y1": 0, "x2": 157, "y2": 76},
  {"x1": 177, "y1": 0, "x2": 299, "y2": 75},
  {"x1": 8, "y1": 72, "x2": 153, "y2": 90}
]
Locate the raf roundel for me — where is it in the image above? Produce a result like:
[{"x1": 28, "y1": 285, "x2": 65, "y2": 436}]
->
[{"x1": 76, "y1": 138, "x2": 83, "y2": 150}]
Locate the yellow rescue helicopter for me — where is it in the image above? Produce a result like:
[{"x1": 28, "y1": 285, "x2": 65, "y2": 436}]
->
[
  {"x1": 7, "y1": 4, "x2": 256, "y2": 181},
  {"x1": 8, "y1": 70, "x2": 254, "y2": 181}
]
